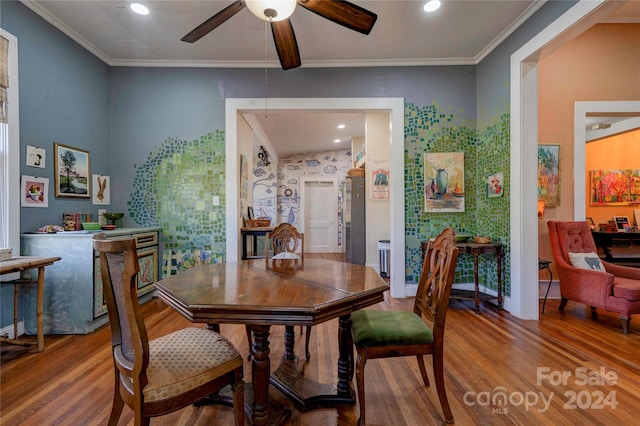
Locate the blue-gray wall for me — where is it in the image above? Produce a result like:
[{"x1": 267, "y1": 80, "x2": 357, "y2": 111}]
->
[{"x1": 1, "y1": 0, "x2": 574, "y2": 328}]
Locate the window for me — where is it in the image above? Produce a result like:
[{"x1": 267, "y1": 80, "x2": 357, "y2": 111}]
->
[{"x1": 0, "y1": 30, "x2": 19, "y2": 255}]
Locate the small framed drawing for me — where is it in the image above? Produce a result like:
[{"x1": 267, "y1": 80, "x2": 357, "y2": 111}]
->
[
  {"x1": 613, "y1": 216, "x2": 630, "y2": 232},
  {"x1": 26, "y1": 145, "x2": 46, "y2": 168},
  {"x1": 247, "y1": 206, "x2": 255, "y2": 220},
  {"x1": 21, "y1": 175, "x2": 49, "y2": 208},
  {"x1": 54, "y1": 142, "x2": 90, "y2": 198},
  {"x1": 92, "y1": 174, "x2": 110, "y2": 205},
  {"x1": 586, "y1": 217, "x2": 596, "y2": 230}
]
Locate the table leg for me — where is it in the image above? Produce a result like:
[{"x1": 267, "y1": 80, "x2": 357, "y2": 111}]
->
[
  {"x1": 283, "y1": 325, "x2": 296, "y2": 361},
  {"x1": 242, "y1": 233, "x2": 248, "y2": 260},
  {"x1": 473, "y1": 248, "x2": 480, "y2": 314},
  {"x1": 252, "y1": 325, "x2": 272, "y2": 426},
  {"x1": 497, "y1": 247, "x2": 503, "y2": 310},
  {"x1": 542, "y1": 267, "x2": 553, "y2": 313},
  {"x1": 337, "y1": 314, "x2": 354, "y2": 394},
  {"x1": 36, "y1": 266, "x2": 45, "y2": 352}
]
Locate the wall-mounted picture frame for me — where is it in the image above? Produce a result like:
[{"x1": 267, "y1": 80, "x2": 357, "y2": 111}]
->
[
  {"x1": 537, "y1": 144, "x2": 561, "y2": 207},
  {"x1": 590, "y1": 169, "x2": 640, "y2": 206},
  {"x1": 487, "y1": 172, "x2": 504, "y2": 198},
  {"x1": 92, "y1": 174, "x2": 110, "y2": 205},
  {"x1": 21, "y1": 175, "x2": 49, "y2": 208},
  {"x1": 26, "y1": 145, "x2": 46, "y2": 168},
  {"x1": 424, "y1": 152, "x2": 465, "y2": 213},
  {"x1": 54, "y1": 142, "x2": 90, "y2": 198}
]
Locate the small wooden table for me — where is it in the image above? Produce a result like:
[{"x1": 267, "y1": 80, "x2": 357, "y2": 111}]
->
[
  {"x1": 240, "y1": 226, "x2": 274, "y2": 260},
  {"x1": 0, "y1": 256, "x2": 61, "y2": 352},
  {"x1": 592, "y1": 230, "x2": 640, "y2": 263},
  {"x1": 422, "y1": 240, "x2": 503, "y2": 314},
  {"x1": 155, "y1": 257, "x2": 389, "y2": 425}
]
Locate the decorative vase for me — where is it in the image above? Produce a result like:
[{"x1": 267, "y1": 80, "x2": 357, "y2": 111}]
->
[{"x1": 435, "y1": 169, "x2": 448, "y2": 195}]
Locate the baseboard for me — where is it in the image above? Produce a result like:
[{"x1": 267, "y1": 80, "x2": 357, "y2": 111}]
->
[
  {"x1": 539, "y1": 280, "x2": 560, "y2": 299},
  {"x1": 1, "y1": 321, "x2": 24, "y2": 339}
]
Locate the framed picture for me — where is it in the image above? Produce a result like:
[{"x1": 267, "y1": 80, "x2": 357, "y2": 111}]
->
[
  {"x1": 586, "y1": 217, "x2": 596, "y2": 230},
  {"x1": 247, "y1": 206, "x2": 255, "y2": 220},
  {"x1": 26, "y1": 145, "x2": 46, "y2": 168},
  {"x1": 92, "y1": 174, "x2": 110, "y2": 205},
  {"x1": 487, "y1": 172, "x2": 504, "y2": 198},
  {"x1": 590, "y1": 169, "x2": 640, "y2": 206},
  {"x1": 54, "y1": 142, "x2": 90, "y2": 198},
  {"x1": 424, "y1": 152, "x2": 465, "y2": 213},
  {"x1": 21, "y1": 175, "x2": 49, "y2": 208},
  {"x1": 537, "y1": 144, "x2": 561, "y2": 207},
  {"x1": 613, "y1": 216, "x2": 631, "y2": 232}
]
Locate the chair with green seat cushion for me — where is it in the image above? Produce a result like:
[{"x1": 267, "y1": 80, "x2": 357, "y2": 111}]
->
[{"x1": 351, "y1": 227, "x2": 458, "y2": 425}]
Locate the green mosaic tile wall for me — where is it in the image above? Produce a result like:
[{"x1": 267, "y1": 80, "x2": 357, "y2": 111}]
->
[
  {"x1": 125, "y1": 107, "x2": 511, "y2": 290},
  {"x1": 128, "y1": 132, "x2": 227, "y2": 276},
  {"x1": 476, "y1": 113, "x2": 511, "y2": 295},
  {"x1": 404, "y1": 103, "x2": 478, "y2": 285}
]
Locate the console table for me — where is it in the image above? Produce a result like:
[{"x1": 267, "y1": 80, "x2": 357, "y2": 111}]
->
[
  {"x1": 591, "y1": 230, "x2": 640, "y2": 263},
  {"x1": 240, "y1": 227, "x2": 274, "y2": 260},
  {"x1": 421, "y1": 240, "x2": 503, "y2": 314},
  {"x1": 1, "y1": 256, "x2": 61, "y2": 352}
]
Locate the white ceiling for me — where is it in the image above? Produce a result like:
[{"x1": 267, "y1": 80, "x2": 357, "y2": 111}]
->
[{"x1": 21, "y1": 0, "x2": 640, "y2": 155}]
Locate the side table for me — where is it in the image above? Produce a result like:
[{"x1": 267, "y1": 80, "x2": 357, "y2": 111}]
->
[
  {"x1": 240, "y1": 227, "x2": 274, "y2": 260},
  {"x1": 421, "y1": 240, "x2": 503, "y2": 314},
  {"x1": 539, "y1": 259, "x2": 553, "y2": 313},
  {"x1": 1, "y1": 256, "x2": 61, "y2": 352}
]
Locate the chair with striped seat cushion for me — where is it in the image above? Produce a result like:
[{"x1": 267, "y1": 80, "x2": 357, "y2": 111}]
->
[
  {"x1": 351, "y1": 227, "x2": 458, "y2": 425},
  {"x1": 93, "y1": 234, "x2": 244, "y2": 426}
]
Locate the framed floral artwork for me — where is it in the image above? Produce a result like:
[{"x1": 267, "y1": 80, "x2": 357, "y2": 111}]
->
[
  {"x1": 54, "y1": 142, "x2": 90, "y2": 198},
  {"x1": 487, "y1": 172, "x2": 504, "y2": 198},
  {"x1": 537, "y1": 144, "x2": 560, "y2": 207},
  {"x1": 21, "y1": 175, "x2": 49, "y2": 208}
]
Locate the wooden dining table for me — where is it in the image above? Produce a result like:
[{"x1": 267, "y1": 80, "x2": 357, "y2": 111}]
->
[{"x1": 154, "y1": 257, "x2": 389, "y2": 425}]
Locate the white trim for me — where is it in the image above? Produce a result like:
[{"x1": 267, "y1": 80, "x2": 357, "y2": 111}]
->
[
  {"x1": 510, "y1": 0, "x2": 613, "y2": 319},
  {"x1": 1, "y1": 29, "x2": 20, "y2": 270},
  {"x1": 226, "y1": 98, "x2": 406, "y2": 297},
  {"x1": 574, "y1": 101, "x2": 640, "y2": 220},
  {"x1": 0, "y1": 321, "x2": 24, "y2": 340}
]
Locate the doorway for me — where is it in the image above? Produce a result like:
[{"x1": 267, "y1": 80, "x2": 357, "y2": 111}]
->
[{"x1": 301, "y1": 178, "x2": 338, "y2": 253}]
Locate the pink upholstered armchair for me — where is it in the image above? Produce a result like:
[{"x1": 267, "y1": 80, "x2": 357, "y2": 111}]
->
[{"x1": 547, "y1": 221, "x2": 640, "y2": 333}]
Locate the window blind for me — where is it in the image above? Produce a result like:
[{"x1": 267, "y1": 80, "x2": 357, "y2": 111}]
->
[{"x1": 0, "y1": 35, "x2": 9, "y2": 124}]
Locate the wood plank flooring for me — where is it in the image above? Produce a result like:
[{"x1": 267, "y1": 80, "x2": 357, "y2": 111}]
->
[{"x1": 2, "y1": 254, "x2": 639, "y2": 425}]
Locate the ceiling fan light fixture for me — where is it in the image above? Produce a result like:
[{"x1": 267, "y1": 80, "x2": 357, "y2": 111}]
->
[
  {"x1": 246, "y1": 0, "x2": 297, "y2": 22},
  {"x1": 423, "y1": 0, "x2": 441, "y2": 13}
]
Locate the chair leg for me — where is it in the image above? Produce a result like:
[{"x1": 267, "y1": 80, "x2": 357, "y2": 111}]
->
[
  {"x1": 433, "y1": 349, "x2": 454, "y2": 424},
  {"x1": 620, "y1": 316, "x2": 630, "y2": 334},
  {"x1": 355, "y1": 349, "x2": 367, "y2": 426},
  {"x1": 108, "y1": 369, "x2": 124, "y2": 426},
  {"x1": 590, "y1": 306, "x2": 598, "y2": 320},
  {"x1": 558, "y1": 297, "x2": 568, "y2": 311},
  {"x1": 231, "y1": 370, "x2": 245, "y2": 426},
  {"x1": 304, "y1": 326, "x2": 312, "y2": 360},
  {"x1": 416, "y1": 355, "x2": 430, "y2": 386}
]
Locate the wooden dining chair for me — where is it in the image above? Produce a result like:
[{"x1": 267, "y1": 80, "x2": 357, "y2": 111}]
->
[
  {"x1": 248, "y1": 223, "x2": 311, "y2": 360},
  {"x1": 350, "y1": 227, "x2": 459, "y2": 425},
  {"x1": 93, "y1": 234, "x2": 245, "y2": 426}
]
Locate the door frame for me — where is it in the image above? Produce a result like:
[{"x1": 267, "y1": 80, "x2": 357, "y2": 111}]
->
[
  {"x1": 300, "y1": 176, "x2": 339, "y2": 253},
  {"x1": 226, "y1": 97, "x2": 406, "y2": 297}
]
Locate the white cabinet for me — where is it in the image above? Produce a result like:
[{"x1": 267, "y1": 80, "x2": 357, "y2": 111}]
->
[{"x1": 21, "y1": 228, "x2": 160, "y2": 334}]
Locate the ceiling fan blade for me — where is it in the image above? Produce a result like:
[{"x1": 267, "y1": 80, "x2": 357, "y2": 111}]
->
[
  {"x1": 271, "y1": 20, "x2": 301, "y2": 70},
  {"x1": 181, "y1": 1, "x2": 246, "y2": 43},
  {"x1": 297, "y1": 0, "x2": 377, "y2": 35}
]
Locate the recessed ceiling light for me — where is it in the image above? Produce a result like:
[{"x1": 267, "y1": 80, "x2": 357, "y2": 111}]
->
[
  {"x1": 337, "y1": 124, "x2": 346, "y2": 129},
  {"x1": 423, "y1": 0, "x2": 441, "y2": 13},
  {"x1": 130, "y1": 3, "x2": 149, "y2": 15},
  {"x1": 334, "y1": 139, "x2": 341, "y2": 143}
]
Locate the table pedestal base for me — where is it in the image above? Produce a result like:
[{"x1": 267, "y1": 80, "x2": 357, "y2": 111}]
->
[
  {"x1": 198, "y1": 383, "x2": 292, "y2": 426},
  {"x1": 271, "y1": 359, "x2": 356, "y2": 411}
]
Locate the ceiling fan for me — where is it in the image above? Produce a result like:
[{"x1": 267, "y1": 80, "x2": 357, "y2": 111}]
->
[{"x1": 181, "y1": 0, "x2": 377, "y2": 70}]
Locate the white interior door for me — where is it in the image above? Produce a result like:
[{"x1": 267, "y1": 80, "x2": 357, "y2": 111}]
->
[{"x1": 303, "y1": 180, "x2": 337, "y2": 253}]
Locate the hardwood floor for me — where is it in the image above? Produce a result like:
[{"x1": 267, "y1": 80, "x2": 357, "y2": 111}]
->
[{"x1": 2, "y1": 255, "x2": 639, "y2": 425}]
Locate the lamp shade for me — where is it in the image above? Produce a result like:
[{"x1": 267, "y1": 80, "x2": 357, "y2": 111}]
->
[{"x1": 246, "y1": 0, "x2": 297, "y2": 22}]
